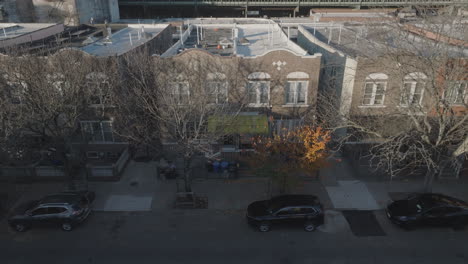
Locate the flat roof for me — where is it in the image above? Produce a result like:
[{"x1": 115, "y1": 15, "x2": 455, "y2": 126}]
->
[
  {"x1": 81, "y1": 24, "x2": 169, "y2": 56},
  {"x1": 0, "y1": 23, "x2": 61, "y2": 40},
  {"x1": 302, "y1": 23, "x2": 468, "y2": 58},
  {"x1": 171, "y1": 19, "x2": 308, "y2": 58}
]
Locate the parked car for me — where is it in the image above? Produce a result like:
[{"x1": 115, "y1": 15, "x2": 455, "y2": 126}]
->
[
  {"x1": 246, "y1": 194, "x2": 324, "y2": 232},
  {"x1": 386, "y1": 193, "x2": 468, "y2": 230},
  {"x1": 8, "y1": 191, "x2": 95, "y2": 232}
]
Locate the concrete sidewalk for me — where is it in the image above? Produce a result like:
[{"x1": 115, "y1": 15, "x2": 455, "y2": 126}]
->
[
  {"x1": 319, "y1": 157, "x2": 468, "y2": 210},
  {"x1": 6, "y1": 157, "x2": 468, "y2": 213}
]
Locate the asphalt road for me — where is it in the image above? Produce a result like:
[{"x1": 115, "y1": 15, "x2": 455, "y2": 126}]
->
[{"x1": 1, "y1": 209, "x2": 467, "y2": 264}]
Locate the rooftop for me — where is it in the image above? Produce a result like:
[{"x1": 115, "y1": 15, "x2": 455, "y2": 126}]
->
[
  {"x1": 164, "y1": 18, "x2": 308, "y2": 58},
  {"x1": 302, "y1": 22, "x2": 468, "y2": 58},
  {"x1": 0, "y1": 23, "x2": 64, "y2": 49},
  {"x1": 81, "y1": 24, "x2": 169, "y2": 57},
  {"x1": 0, "y1": 23, "x2": 61, "y2": 40}
]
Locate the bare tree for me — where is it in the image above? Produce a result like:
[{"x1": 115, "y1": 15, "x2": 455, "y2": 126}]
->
[
  {"x1": 319, "y1": 12, "x2": 467, "y2": 191},
  {"x1": 119, "y1": 50, "x2": 254, "y2": 193},
  {"x1": 0, "y1": 49, "x2": 119, "y2": 187}
]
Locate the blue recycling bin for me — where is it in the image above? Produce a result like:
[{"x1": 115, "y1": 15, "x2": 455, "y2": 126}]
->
[
  {"x1": 212, "y1": 161, "x2": 220, "y2": 173},
  {"x1": 220, "y1": 161, "x2": 229, "y2": 172}
]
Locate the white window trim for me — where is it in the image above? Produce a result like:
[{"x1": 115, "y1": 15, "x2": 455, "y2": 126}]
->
[
  {"x1": 400, "y1": 81, "x2": 425, "y2": 107},
  {"x1": 169, "y1": 81, "x2": 190, "y2": 104},
  {"x1": 206, "y1": 81, "x2": 228, "y2": 104},
  {"x1": 284, "y1": 80, "x2": 308, "y2": 106},
  {"x1": 247, "y1": 81, "x2": 270, "y2": 107},
  {"x1": 446, "y1": 81, "x2": 467, "y2": 106},
  {"x1": 361, "y1": 81, "x2": 387, "y2": 106}
]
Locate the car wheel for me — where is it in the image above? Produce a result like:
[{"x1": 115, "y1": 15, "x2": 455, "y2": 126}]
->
[
  {"x1": 258, "y1": 222, "x2": 270, "y2": 232},
  {"x1": 304, "y1": 222, "x2": 316, "y2": 232},
  {"x1": 12, "y1": 223, "x2": 27, "y2": 232},
  {"x1": 61, "y1": 223, "x2": 73, "y2": 231}
]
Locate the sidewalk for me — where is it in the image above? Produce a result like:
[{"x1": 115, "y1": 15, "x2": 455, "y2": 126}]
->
[
  {"x1": 5, "y1": 157, "x2": 468, "y2": 214},
  {"x1": 319, "y1": 157, "x2": 468, "y2": 210}
]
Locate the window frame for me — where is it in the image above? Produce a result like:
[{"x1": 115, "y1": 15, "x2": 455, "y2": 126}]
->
[
  {"x1": 446, "y1": 81, "x2": 467, "y2": 105},
  {"x1": 247, "y1": 80, "x2": 270, "y2": 107},
  {"x1": 285, "y1": 80, "x2": 308, "y2": 105},
  {"x1": 400, "y1": 80, "x2": 425, "y2": 107},
  {"x1": 169, "y1": 81, "x2": 190, "y2": 105},
  {"x1": 361, "y1": 81, "x2": 387, "y2": 106},
  {"x1": 206, "y1": 81, "x2": 228, "y2": 104}
]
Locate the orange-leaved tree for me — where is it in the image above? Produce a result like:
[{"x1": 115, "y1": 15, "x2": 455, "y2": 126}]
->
[{"x1": 248, "y1": 125, "x2": 331, "y2": 194}]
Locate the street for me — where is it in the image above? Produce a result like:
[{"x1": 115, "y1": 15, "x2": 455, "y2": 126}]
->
[{"x1": 1, "y1": 209, "x2": 467, "y2": 264}]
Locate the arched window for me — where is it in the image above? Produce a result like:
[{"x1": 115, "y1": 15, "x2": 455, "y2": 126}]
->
[
  {"x1": 86, "y1": 72, "x2": 109, "y2": 106},
  {"x1": 285, "y1": 72, "x2": 309, "y2": 105},
  {"x1": 362, "y1": 73, "x2": 388, "y2": 106},
  {"x1": 247, "y1": 72, "x2": 270, "y2": 106},
  {"x1": 206, "y1": 73, "x2": 228, "y2": 104},
  {"x1": 401, "y1": 72, "x2": 426, "y2": 107},
  {"x1": 168, "y1": 74, "x2": 190, "y2": 104}
]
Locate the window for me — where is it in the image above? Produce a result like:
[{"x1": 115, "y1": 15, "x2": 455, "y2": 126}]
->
[
  {"x1": 247, "y1": 72, "x2": 270, "y2": 106},
  {"x1": 3, "y1": 73, "x2": 26, "y2": 104},
  {"x1": 446, "y1": 81, "x2": 467, "y2": 105},
  {"x1": 86, "y1": 72, "x2": 110, "y2": 106},
  {"x1": 285, "y1": 72, "x2": 309, "y2": 105},
  {"x1": 300, "y1": 208, "x2": 316, "y2": 214},
  {"x1": 81, "y1": 121, "x2": 114, "y2": 142},
  {"x1": 46, "y1": 73, "x2": 67, "y2": 96},
  {"x1": 277, "y1": 209, "x2": 293, "y2": 216},
  {"x1": 31, "y1": 208, "x2": 49, "y2": 216},
  {"x1": 247, "y1": 81, "x2": 269, "y2": 105},
  {"x1": 48, "y1": 207, "x2": 67, "y2": 214},
  {"x1": 170, "y1": 82, "x2": 190, "y2": 104},
  {"x1": 401, "y1": 73, "x2": 426, "y2": 107},
  {"x1": 206, "y1": 81, "x2": 227, "y2": 104},
  {"x1": 285, "y1": 81, "x2": 308, "y2": 104},
  {"x1": 361, "y1": 73, "x2": 388, "y2": 106}
]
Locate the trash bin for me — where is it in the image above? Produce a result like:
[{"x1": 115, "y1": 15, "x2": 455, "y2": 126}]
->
[
  {"x1": 220, "y1": 161, "x2": 229, "y2": 172},
  {"x1": 212, "y1": 161, "x2": 220, "y2": 173}
]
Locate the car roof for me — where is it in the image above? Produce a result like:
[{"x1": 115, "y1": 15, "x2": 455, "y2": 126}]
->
[
  {"x1": 419, "y1": 193, "x2": 468, "y2": 208},
  {"x1": 40, "y1": 193, "x2": 82, "y2": 205},
  {"x1": 270, "y1": 195, "x2": 320, "y2": 207}
]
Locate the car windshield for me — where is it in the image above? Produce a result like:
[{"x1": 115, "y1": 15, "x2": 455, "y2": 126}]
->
[
  {"x1": 408, "y1": 196, "x2": 425, "y2": 213},
  {"x1": 267, "y1": 197, "x2": 285, "y2": 212}
]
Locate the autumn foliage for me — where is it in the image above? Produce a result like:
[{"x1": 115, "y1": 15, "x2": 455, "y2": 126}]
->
[{"x1": 248, "y1": 125, "x2": 331, "y2": 193}]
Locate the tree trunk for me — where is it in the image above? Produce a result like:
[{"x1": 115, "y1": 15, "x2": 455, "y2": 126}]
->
[
  {"x1": 423, "y1": 169, "x2": 436, "y2": 193},
  {"x1": 183, "y1": 156, "x2": 192, "y2": 193}
]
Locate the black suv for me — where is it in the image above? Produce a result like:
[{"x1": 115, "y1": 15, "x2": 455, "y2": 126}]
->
[
  {"x1": 386, "y1": 193, "x2": 468, "y2": 230},
  {"x1": 246, "y1": 195, "x2": 324, "y2": 232},
  {"x1": 8, "y1": 191, "x2": 95, "y2": 232}
]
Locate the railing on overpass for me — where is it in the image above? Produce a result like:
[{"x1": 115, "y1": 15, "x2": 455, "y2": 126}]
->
[{"x1": 119, "y1": 0, "x2": 464, "y2": 7}]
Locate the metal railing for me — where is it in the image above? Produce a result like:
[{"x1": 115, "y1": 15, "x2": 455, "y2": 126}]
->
[{"x1": 119, "y1": 0, "x2": 463, "y2": 7}]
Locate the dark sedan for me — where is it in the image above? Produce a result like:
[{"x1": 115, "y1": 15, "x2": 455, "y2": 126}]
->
[
  {"x1": 386, "y1": 193, "x2": 468, "y2": 230},
  {"x1": 246, "y1": 194, "x2": 324, "y2": 232}
]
